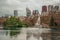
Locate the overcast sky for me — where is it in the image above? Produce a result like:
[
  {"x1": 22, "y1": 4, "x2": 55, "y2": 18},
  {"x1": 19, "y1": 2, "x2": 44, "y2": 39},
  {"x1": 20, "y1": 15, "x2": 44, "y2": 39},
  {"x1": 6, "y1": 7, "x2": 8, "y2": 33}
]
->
[{"x1": 0, "y1": 0, "x2": 60, "y2": 17}]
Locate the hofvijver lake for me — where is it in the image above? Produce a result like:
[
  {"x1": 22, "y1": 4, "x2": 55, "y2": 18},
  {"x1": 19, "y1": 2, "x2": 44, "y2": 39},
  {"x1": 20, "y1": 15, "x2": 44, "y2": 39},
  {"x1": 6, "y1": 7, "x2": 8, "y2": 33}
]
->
[{"x1": 0, "y1": 27, "x2": 51, "y2": 40}]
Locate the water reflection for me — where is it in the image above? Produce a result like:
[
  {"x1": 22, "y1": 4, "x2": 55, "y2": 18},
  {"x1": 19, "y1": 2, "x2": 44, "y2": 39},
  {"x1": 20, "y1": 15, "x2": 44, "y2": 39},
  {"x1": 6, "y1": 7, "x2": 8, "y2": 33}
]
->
[
  {"x1": 6, "y1": 30, "x2": 20, "y2": 37},
  {"x1": 0, "y1": 28, "x2": 51, "y2": 40},
  {"x1": 0, "y1": 28, "x2": 26, "y2": 40}
]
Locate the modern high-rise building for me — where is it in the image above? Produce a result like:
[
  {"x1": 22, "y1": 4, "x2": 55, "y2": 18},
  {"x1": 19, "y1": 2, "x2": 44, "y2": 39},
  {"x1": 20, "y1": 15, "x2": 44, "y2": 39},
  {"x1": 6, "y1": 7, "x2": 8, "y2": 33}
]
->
[
  {"x1": 48, "y1": 5, "x2": 53, "y2": 11},
  {"x1": 14, "y1": 10, "x2": 18, "y2": 17},
  {"x1": 54, "y1": 6, "x2": 59, "y2": 11},
  {"x1": 32, "y1": 10, "x2": 39, "y2": 15},
  {"x1": 42, "y1": 5, "x2": 47, "y2": 12},
  {"x1": 41, "y1": 5, "x2": 48, "y2": 16},
  {"x1": 26, "y1": 8, "x2": 31, "y2": 17}
]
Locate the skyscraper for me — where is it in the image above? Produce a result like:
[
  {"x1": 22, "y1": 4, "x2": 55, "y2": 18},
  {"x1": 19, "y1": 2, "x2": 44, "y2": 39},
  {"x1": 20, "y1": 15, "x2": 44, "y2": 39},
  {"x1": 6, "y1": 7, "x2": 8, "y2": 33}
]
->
[
  {"x1": 41, "y1": 5, "x2": 48, "y2": 16},
  {"x1": 42, "y1": 5, "x2": 47, "y2": 12},
  {"x1": 48, "y1": 5, "x2": 53, "y2": 11},
  {"x1": 32, "y1": 10, "x2": 39, "y2": 15},
  {"x1": 26, "y1": 8, "x2": 31, "y2": 17},
  {"x1": 54, "y1": 6, "x2": 59, "y2": 11},
  {"x1": 14, "y1": 10, "x2": 18, "y2": 17}
]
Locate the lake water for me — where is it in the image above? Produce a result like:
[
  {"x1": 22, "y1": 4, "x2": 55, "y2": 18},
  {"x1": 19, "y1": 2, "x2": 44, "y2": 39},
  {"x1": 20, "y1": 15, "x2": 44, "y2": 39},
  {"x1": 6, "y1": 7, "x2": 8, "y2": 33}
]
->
[{"x1": 0, "y1": 28, "x2": 51, "y2": 40}]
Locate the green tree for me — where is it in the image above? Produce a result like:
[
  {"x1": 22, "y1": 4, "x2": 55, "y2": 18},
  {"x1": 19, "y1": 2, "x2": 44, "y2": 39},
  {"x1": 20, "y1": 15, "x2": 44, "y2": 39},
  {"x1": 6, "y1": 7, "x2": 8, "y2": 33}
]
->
[
  {"x1": 3, "y1": 16, "x2": 29, "y2": 37},
  {"x1": 3, "y1": 16, "x2": 23, "y2": 30},
  {"x1": 22, "y1": 22, "x2": 29, "y2": 27},
  {"x1": 49, "y1": 16, "x2": 54, "y2": 26}
]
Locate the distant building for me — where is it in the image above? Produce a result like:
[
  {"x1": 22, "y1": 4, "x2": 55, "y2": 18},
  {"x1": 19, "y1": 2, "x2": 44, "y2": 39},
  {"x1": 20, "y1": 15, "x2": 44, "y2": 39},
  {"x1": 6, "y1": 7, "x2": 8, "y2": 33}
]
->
[
  {"x1": 32, "y1": 10, "x2": 39, "y2": 16},
  {"x1": 14, "y1": 10, "x2": 18, "y2": 17},
  {"x1": 41, "y1": 11, "x2": 60, "y2": 26},
  {"x1": 26, "y1": 8, "x2": 31, "y2": 17},
  {"x1": 54, "y1": 6, "x2": 59, "y2": 11},
  {"x1": 18, "y1": 16, "x2": 26, "y2": 22},
  {"x1": 41, "y1": 5, "x2": 59, "y2": 16},
  {"x1": 0, "y1": 17, "x2": 7, "y2": 25},
  {"x1": 42, "y1": 5, "x2": 47, "y2": 12},
  {"x1": 48, "y1": 5, "x2": 53, "y2": 11},
  {"x1": 41, "y1": 5, "x2": 60, "y2": 26},
  {"x1": 48, "y1": 5, "x2": 59, "y2": 14},
  {"x1": 41, "y1": 5, "x2": 48, "y2": 16}
]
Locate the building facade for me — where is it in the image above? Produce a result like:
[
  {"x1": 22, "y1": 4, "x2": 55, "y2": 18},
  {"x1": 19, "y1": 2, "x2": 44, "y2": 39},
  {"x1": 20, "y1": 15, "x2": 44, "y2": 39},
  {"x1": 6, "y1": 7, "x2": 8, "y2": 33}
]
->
[
  {"x1": 48, "y1": 5, "x2": 54, "y2": 12},
  {"x1": 32, "y1": 10, "x2": 39, "y2": 15},
  {"x1": 26, "y1": 8, "x2": 31, "y2": 17},
  {"x1": 41, "y1": 5, "x2": 48, "y2": 16},
  {"x1": 42, "y1": 5, "x2": 47, "y2": 12},
  {"x1": 14, "y1": 10, "x2": 18, "y2": 17}
]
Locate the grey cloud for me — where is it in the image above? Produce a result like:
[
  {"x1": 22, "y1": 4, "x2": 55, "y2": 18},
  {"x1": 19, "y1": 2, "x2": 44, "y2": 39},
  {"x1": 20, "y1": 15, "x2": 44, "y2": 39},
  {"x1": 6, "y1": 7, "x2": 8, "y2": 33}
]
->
[
  {"x1": 18, "y1": 0, "x2": 29, "y2": 2},
  {"x1": 0, "y1": 0, "x2": 8, "y2": 7}
]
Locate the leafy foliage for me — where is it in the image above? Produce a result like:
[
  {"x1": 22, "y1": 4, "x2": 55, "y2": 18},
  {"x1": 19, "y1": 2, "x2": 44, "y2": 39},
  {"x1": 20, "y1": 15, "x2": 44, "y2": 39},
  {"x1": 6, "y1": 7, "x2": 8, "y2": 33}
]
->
[
  {"x1": 22, "y1": 22, "x2": 29, "y2": 27},
  {"x1": 49, "y1": 16, "x2": 54, "y2": 26},
  {"x1": 9, "y1": 30, "x2": 20, "y2": 37},
  {"x1": 3, "y1": 16, "x2": 22, "y2": 30},
  {"x1": 3, "y1": 16, "x2": 29, "y2": 37}
]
